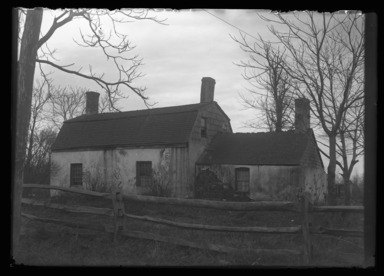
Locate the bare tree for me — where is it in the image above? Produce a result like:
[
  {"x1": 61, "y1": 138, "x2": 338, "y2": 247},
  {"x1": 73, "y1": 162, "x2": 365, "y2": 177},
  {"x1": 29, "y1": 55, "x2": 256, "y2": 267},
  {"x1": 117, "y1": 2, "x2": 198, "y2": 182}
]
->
[
  {"x1": 49, "y1": 86, "x2": 86, "y2": 129},
  {"x1": 24, "y1": 128, "x2": 57, "y2": 185},
  {"x1": 26, "y1": 82, "x2": 118, "y2": 183},
  {"x1": 48, "y1": 86, "x2": 120, "y2": 130},
  {"x1": 14, "y1": 7, "x2": 166, "y2": 254},
  {"x1": 258, "y1": 11, "x2": 365, "y2": 205},
  {"x1": 14, "y1": 8, "x2": 43, "y2": 256},
  {"x1": 338, "y1": 100, "x2": 364, "y2": 205},
  {"x1": 33, "y1": 9, "x2": 166, "y2": 109},
  {"x1": 25, "y1": 77, "x2": 52, "y2": 172},
  {"x1": 318, "y1": 98, "x2": 364, "y2": 205},
  {"x1": 99, "y1": 93, "x2": 120, "y2": 113},
  {"x1": 231, "y1": 32, "x2": 296, "y2": 132}
]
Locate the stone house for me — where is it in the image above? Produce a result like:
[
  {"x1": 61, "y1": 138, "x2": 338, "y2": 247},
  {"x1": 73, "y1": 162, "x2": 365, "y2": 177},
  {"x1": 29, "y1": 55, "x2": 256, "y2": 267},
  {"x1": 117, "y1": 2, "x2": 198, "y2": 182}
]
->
[
  {"x1": 50, "y1": 77, "x2": 327, "y2": 203},
  {"x1": 50, "y1": 77, "x2": 232, "y2": 198}
]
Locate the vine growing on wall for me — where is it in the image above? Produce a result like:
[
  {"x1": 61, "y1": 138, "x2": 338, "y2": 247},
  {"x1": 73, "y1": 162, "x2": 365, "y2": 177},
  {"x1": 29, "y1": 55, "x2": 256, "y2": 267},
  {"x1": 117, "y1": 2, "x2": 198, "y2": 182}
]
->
[
  {"x1": 146, "y1": 166, "x2": 172, "y2": 197},
  {"x1": 83, "y1": 165, "x2": 108, "y2": 193},
  {"x1": 82, "y1": 166, "x2": 123, "y2": 193},
  {"x1": 111, "y1": 168, "x2": 123, "y2": 192}
]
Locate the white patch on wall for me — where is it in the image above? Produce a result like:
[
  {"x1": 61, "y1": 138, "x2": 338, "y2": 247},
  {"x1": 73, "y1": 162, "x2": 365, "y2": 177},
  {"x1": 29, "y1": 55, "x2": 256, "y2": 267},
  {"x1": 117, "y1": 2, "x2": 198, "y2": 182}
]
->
[
  {"x1": 304, "y1": 168, "x2": 327, "y2": 204},
  {"x1": 160, "y1": 148, "x2": 171, "y2": 171}
]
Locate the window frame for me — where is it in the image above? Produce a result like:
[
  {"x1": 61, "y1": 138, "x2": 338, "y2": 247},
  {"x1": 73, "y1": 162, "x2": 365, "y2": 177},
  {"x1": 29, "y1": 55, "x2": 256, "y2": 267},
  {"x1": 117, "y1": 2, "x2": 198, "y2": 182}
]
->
[
  {"x1": 235, "y1": 167, "x2": 250, "y2": 194},
  {"x1": 70, "y1": 163, "x2": 83, "y2": 187},
  {"x1": 136, "y1": 161, "x2": 153, "y2": 187}
]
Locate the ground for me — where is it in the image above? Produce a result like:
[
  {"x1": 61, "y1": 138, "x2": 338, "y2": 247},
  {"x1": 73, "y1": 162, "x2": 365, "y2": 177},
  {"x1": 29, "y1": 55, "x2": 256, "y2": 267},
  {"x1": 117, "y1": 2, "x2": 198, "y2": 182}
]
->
[{"x1": 13, "y1": 190, "x2": 364, "y2": 267}]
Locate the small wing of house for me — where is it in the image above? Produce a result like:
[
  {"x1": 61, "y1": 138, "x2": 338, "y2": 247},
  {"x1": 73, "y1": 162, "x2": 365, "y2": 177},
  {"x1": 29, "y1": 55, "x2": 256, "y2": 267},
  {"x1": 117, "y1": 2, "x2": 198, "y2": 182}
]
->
[
  {"x1": 196, "y1": 129, "x2": 324, "y2": 168},
  {"x1": 195, "y1": 129, "x2": 326, "y2": 203}
]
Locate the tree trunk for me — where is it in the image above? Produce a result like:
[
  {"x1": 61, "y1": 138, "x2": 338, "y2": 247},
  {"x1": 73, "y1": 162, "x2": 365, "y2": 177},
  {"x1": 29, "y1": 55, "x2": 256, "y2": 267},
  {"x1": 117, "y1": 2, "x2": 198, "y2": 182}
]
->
[
  {"x1": 275, "y1": 100, "x2": 283, "y2": 132},
  {"x1": 24, "y1": 115, "x2": 36, "y2": 182},
  {"x1": 344, "y1": 176, "x2": 351, "y2": 206},
  {"x1": 327, "y1": 134, "x2": 337, "y2": 205},
  {"x1": 25, "y1": 116, "x2": 36, "y2": 169},
  {"x1": 13, "y1": 8, "x2": 43, "y2": 258}
]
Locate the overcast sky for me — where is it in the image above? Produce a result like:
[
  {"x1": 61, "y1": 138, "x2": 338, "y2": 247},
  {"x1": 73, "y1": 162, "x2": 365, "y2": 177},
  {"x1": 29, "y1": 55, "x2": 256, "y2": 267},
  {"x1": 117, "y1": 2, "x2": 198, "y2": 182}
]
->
[
  {"x1": 35, "y1": 9, "x2": 364, "y2": 176},
  {"x1": 37, "y1": 9, "x2": 279, "y2": 133}
]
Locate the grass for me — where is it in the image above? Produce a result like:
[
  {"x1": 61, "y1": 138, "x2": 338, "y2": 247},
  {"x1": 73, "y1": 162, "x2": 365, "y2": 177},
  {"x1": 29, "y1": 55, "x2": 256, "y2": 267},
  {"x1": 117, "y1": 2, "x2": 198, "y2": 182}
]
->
[{"x1": 14, "y1": 192, "x2": 365, "y2": 267}]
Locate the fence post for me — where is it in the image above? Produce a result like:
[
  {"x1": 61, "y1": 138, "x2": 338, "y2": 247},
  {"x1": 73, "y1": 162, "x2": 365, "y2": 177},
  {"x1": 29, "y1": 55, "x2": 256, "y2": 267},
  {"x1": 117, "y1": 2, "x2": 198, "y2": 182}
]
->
[
  {"x1": 301, "y1": 192, "x2": 312, "y2": 263},
  {"x1": 112, "y1": 188, "x2": 125, "y2": 242}
]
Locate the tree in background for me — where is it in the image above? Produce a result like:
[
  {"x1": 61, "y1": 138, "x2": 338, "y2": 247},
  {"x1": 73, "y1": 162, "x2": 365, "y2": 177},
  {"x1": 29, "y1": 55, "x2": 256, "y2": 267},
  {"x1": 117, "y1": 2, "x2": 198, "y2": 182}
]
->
[
  {"x1": 14, "y1": 7, "x2": 165, "y2": 255},
  {"x1": 318, "y1": 97, "x2": 364, "y2": 205},
  {"x1": 231, "y1": 32, "x2": 295, "y2": 132},
  {"x1": 24, "y1": 128, "x2": 58, "y2": 184},
  {"x1": 338, "y1": 99, "x2": 364, "y2": 205},
  {"x1": 258, "y1": 11, "x2": 364, "y2": 205},
  {"x1": 48, "y1": 86, "x2": 86, "y2": 129},
  {"x1": 25, "y1": 74, "x2": 52, "y2": 174},
  {"x1": 49, "y1": 86, "x2": 120, "y2": 130},
  {"x1": 24, "y1": 81, "x2": 122, "y2": 185}
]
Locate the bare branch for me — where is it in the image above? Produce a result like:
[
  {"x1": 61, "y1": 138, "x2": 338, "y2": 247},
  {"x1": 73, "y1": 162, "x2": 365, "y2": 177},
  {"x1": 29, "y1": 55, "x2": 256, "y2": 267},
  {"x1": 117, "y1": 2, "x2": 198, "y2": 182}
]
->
[
  {"x1": 232, "y1": 31, "x2": 296, "y2": 132},
  {"x1": 255, "y1": 12, "x2": 365, "y2": 204}
]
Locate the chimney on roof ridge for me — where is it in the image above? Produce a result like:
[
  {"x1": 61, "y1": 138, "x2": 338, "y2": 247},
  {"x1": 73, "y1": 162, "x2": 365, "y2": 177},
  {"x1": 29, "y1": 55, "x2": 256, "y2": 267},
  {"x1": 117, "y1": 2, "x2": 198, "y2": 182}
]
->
[
  {"x1": 295, "y1": 98, "x2": 310, "y2": 133},
  {"x1": 85, "y1": 91, "x2": 100, "y2": 115},
  {"x1": 200, "y1": 77, "x2": 215, "y2": 103}
]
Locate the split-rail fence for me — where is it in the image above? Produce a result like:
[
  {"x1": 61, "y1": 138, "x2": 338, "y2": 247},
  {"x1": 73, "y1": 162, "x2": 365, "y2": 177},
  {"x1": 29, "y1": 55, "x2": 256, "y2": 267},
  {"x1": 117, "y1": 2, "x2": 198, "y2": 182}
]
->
[{"x1": 21, "y1": 184, "x2": 364, "y2": 264}]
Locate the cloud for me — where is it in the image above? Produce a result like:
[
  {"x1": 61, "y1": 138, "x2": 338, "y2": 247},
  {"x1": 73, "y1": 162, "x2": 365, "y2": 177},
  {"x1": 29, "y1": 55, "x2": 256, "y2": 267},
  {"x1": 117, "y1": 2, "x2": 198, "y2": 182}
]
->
[{"x1": 36, "y1": 9, "x2": 279, "y2": 132}]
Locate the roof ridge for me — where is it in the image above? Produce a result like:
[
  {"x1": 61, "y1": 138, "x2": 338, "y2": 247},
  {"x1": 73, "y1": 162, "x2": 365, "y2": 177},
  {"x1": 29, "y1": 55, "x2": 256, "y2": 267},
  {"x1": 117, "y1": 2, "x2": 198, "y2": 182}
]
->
[
  {"x1": 102, "y1": 101, "x2": 210, "y2": 115},
  {"x1": 65, "y1": 102, "x2": 209, "y2": 124}
]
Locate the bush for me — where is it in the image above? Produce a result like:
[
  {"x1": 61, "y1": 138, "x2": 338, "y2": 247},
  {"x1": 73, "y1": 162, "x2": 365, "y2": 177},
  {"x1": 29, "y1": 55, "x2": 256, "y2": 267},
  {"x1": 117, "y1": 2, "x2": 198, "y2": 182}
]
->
[
  {"x1": 143, "y1": 166, "x2": 172, "y2": 197},
  {"x1": 194, "y1": 169, "x2": 249, "y2": 201},
  {"x1": 82, "y1": 166, "x2": 110, "y2": 193},
  {"x1": 194, "y1": 169, "x2": 223, "y2": 200}
]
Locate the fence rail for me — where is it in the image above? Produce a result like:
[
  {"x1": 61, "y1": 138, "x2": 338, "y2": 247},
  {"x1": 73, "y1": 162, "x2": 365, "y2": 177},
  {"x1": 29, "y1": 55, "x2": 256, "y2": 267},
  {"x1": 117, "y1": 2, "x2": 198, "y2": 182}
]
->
[
  {"x1": 123, "y1": 194, "x2": 299, "y2": 212},
  {"x1": 23, "y1": 183, "x2": 299, "y2": 212},
  {"x1": 311, "y1": 205, "x2": 364, "y2": 213},
  {"x1": 21, "y1": 198, "x2": 113, "y2": 216},
  {"x1": 124, "y1": 212, "x2": 302, "y2": 234},
  {"x1": 21, "y1": 184, "x2": 364, "y2": 264}
]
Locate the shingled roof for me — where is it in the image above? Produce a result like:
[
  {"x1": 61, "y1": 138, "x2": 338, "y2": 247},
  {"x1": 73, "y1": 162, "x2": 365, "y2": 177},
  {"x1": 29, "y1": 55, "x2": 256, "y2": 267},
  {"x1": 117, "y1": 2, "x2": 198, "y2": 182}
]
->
[
  {"x1": 196, "y1": 131, "x2": 314, "y2": 166},
  {"x1": 52, "y1": 102, "x2": 213, "y2": 151}
]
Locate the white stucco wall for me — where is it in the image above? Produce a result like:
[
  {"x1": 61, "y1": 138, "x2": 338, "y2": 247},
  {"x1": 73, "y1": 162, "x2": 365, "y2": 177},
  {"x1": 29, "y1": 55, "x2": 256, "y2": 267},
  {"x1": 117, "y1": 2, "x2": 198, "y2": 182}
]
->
[
  {"x1": 50, "y1": 148, "x2": 164, "y2": 196},
  {"x1": 302, "y1": 167, "x2": 327, "y2": 204},
  {"x1": 50, "y1": 146, "x2": 191, "y2": 198},
  {"x1": 196, "y1": 164, "x2": 301, "y2": 200},
  {"x1": 196, "y1": 164, "x2": 327, "y2": 204}
]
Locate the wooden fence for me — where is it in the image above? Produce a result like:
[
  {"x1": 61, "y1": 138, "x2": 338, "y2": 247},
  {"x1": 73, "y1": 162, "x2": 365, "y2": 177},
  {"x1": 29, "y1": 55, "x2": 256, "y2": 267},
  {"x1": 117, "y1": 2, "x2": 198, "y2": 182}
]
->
[{"x1": 21, "y1": 184, "x2": 364, "y2": 264}]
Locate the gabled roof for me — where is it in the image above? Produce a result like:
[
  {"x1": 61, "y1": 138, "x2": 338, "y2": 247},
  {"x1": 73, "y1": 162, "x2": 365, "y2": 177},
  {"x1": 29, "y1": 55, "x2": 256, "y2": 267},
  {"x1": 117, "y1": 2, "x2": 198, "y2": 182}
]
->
[
  {"x1": 196, "y1": 131, "x2": 314, "y2": 166},
  {"x1": 52, "y1": 102, "x2": 217, "y2": 151}
]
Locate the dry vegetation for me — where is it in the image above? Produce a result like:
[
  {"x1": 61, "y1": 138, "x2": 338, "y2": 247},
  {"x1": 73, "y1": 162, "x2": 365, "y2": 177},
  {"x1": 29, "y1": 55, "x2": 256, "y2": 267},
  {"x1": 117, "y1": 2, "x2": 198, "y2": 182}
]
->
[{"x1": 14, "y1": 190, "x2": 364, "y2": 267}]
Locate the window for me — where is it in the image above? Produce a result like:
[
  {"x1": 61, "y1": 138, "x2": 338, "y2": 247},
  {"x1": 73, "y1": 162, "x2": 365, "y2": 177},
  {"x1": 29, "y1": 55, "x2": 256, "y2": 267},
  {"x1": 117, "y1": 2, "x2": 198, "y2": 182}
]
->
[
  {"x1": 235, "y1": 168, "x2": 250, "y2": 193},
  {"x1": 136, "y1": 161, "x2": 152, "y2": 187},
  {"x1": 201, "y1": 117, "x2": 207, "y2": 138},
  {"x1": 70, "y1": 163, "x2": 83, "y2": 186}
]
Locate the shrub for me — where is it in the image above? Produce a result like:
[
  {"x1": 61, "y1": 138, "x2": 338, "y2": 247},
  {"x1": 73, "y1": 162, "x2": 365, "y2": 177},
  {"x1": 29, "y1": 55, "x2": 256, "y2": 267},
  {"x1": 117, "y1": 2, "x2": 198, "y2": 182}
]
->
[
  {"x1": 194, "y1": 169, "x2": 224, "y2": 200},
  {"x1": 143, "y1": 166, "x2": 172, "y2": 197},
  {"x1": 82, "y1": 166, "x2": 110, "y2": 193}
]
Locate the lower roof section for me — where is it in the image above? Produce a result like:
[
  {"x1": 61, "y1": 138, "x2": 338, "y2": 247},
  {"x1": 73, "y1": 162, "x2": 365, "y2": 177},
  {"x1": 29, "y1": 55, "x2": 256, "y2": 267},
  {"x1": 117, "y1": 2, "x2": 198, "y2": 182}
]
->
[{"x1": 196, "y1": 131, "x2": 310, "y2": 166}]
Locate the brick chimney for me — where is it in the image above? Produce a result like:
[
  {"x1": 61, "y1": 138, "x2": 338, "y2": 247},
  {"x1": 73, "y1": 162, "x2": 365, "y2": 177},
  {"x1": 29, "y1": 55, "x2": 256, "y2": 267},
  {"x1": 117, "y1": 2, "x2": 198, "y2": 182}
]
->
[
  {"x1": 85, "y1": 91, "x2": 100, "y2": 115},
  {"x1": 200, "y1": 77, "x2": 216, "y2": 103},
  {"x1": 295, "y1": 98, "x2": 310, "y2": 133}
]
